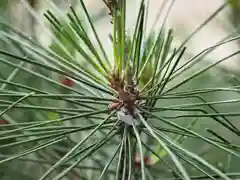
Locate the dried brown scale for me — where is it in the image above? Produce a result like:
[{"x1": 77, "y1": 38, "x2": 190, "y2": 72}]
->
[
  {"x1": 108, "y1": 73, "x2": 124, "y2": 91},
  {"x1": 108, "y1": 71, "x2": 139, "y2": 117},
  {"x1": 102, "y1": 0, "x2": 118, "y2": 16},
  {"x1": 102, "y1": 0, "x2": 119, "y2": 23}
]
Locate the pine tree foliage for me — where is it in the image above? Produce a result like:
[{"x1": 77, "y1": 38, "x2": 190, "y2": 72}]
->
[{"x1": 0, "y1": 0, "x2": 240, "y2": 179}]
